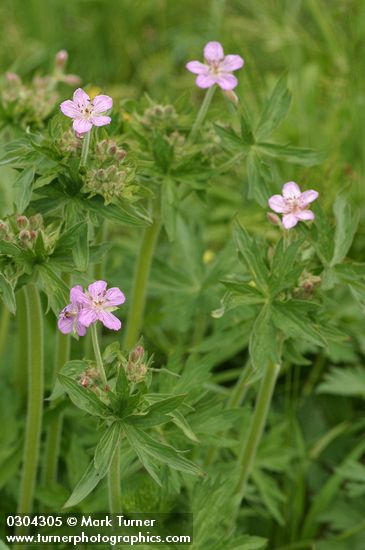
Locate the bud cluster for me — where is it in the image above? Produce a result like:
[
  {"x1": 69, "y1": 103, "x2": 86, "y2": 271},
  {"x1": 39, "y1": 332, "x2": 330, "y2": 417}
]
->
[
  {"x1": 140, "y1": 104, "x2": 178, "y2": 134},
  {"x1": 125, "y1": 344, "x2": 149, "y2": 383},
  {"x1": 293, "y1": 272, "x2": 322, "y2": 299},
  {"x1": 0, "y1": 214, "x2": 44, "y2": 249},
  {"x1": 95, "y1": 139, "x2": 127, "y2": 163},
  {"x1": 56, "y1": 129, "x2": 83, "y2": 155},
  {"x1": 83, "y1": 163, "x2": 135, "y2": 204}
]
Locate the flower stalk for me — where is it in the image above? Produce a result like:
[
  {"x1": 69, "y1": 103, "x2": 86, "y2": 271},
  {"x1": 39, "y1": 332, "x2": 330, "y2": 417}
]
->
[
  {"x1": 123, "y1": 216, "x2": 161, "y2": 349},
  {"x1": 90, "y1": 323, "x2": 107, "y2": 386},
  {"x1": 16, "y1": 284, "x2": 44, "y2": 522},
  {"x1": 80, "y1": 129, "x2": 91, "y2": 168},
  {"x1": 108, "y1": 437, "x2": 121, "y2": 513},
  {"x1": 190, "y1": 85, "x2": 216, "y2": 141},
  {"x1": 235, "y1": 362, "x2": 280, "y2": 502}
]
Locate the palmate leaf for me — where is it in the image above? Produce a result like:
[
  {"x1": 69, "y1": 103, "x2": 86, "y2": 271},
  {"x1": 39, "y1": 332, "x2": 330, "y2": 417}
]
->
[
  {"x1": 58, "y1": 374, "x2": 111, "y2": 418},
  {"x1": 233, "y1": 220, "x2": 269, "y2": 292},
  {"x1": 48, "y1": 360, "x2": 88, "y2": 401},
  {"x1": 257, "y1": 142, "x2": 323, "y2": 166},
  {"x1": 0, "y1": 274, "x2": 16, "y2": 314},
  {"x1": 38, "y1": 263, "x2": 69, "y2": 316},
  {"x1": 123, "y1": 423, "x2": 203, "y2": 481},
  {"x1": 94, "y1": 422, "x2": 121, "y2": 476},
  {"x1": 331, "y1": 195, "x2": 359, "y2": 266},
  {"x1": 251, "y1": 468, "x2": 286, "y2": 525},
  {"x1": 317, "y1": 366, "x2": 365, "y2": 398},
  {"x1": 63, "y1": 461, "x2": 104, "y2": 508},
  {"x1": 272, "y1": 301, "x2": 326, "y2": 347},
  {"x1": 14, "y1": 166, "x2": 35, "y2": 213},
  {"x1": 249, "y1": 305, "x2": 279, "y2": 371},
  {"x1": 246, "y1": 152, "x2": 271, "y2": 207},
  {"x1": 255, "y1": 74, "x2": 291, "y2": 141},
  {"x1": 268, "y1": 237, "x2": 304, "y2": 296}
]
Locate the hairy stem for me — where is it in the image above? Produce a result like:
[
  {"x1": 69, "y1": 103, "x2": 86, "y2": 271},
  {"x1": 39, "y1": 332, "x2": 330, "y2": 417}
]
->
[
  {"x1": 0, "y1": 306, "x2": 10, "y2": 363},
  {"x1": 236, "y1": 362, "x2": 280, "y2": 502},
  {"x1": 90, "y1": 323, "x2": 107, "y2": 385},
  {"x1": 79, "y1": 129, "x2": 91, "y2": 167},
  {"x1": 16, "y1": 284, "x2": 44, "y2": 521},
  {"x1": 190, "y1": 85, "x2": 216, "y2": 141},
  {"x1": 123, "y1": 217, "x2": 161, "y2": 350},
  {"x1": 108, "y1": 438, "x2": 121, "y2": 513}
]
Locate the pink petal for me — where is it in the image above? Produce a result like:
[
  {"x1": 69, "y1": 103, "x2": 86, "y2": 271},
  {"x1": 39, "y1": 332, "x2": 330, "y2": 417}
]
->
[
  {"x1": 78, "y1": 307, "x2": 98, "y2": 327},
  {"x1": 98, "y1": 310, "x2": 121, "y2": 331},
  {"x1": 88, "y1": 280, "x2": 108, "y2": 300},
  {"x1": 216, "y1": 73, "x2": 238, "y2": 90},
  {"x1": 268, "y1": 195, "x2": 287, "y2": 213},
  {"x1": 221, "y1": 54, "x2": 244, "y2": 72},
  {"x1": 73, "y1": 88, "x2": 90, "y2": 107},
  {"x1": 92, "y1": 94, "x2": 113, "y2": 113},
  {"x1": 73, "y1": 118, "x2": 93, "y2": 134},
  {"x1": 91, "y1": 115, "x2": 111, "y2": 127},
  {"x1": 70, "y1": 285, "x2": 85, "y2": 304},
  {"x1": 204, "y1": 41, "x2": 224, "y2": 63},
  {"x1": 186, "y1": 61, "x2": 208, "y2": 74},
  {"x1": 282, "y1": 182, "x2": 301, "y2": 199},
  {"x1": 196, "y1": 73, "x2": 216, "y2": 88},
  {"x1": 58, "y1": 315, "x2": 74, "y2": 334},
  {"x1": 282, "y1": 214, "x2": 299, "y2": 229},
  {"x1": 60, "y1": 100, "x2": 80, "y2": 119},
  {"x1": 76, "y1": 321, "x2": 87, "y2": 337},
  {"x1": 296, "y1": 210, "x2": 315, "y2": 221},
  {"x1": 105, "y1": 287, "x2": 126, "y2": 306},
  {"x1": 300, "y1": 190, "x2": 319, "y2": 207}
]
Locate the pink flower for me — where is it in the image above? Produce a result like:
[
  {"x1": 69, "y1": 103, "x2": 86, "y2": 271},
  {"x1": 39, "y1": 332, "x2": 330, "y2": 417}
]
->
[
  {"x1": 60, "y1": 88, "x2": 112, "y2": 134},
  {"x1": 58, "y1": 285, "x2": 87, "y2": 337},
  {"x1": 268, "y1": 182, "x2": 319, "y2": 229},
  {"x1": 72, "y1": 280, "x2": 125, "y2": 331},
  {"x1": 186, "y1": 41, "x2": 244, "y2": 90}
]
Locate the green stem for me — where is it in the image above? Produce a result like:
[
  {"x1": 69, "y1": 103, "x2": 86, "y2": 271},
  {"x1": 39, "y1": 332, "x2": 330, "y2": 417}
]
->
[
  {"x1": 90, "y1": 323, "x2": 107, "y2": 385},
  {"x1": 16, "y1": 284, "x2": 44, "y2": 518},
  {"x1": 42, "y1": 330, "x2": 71, "y2": 484},
  {"x1": 123, "y1": 217, "x2": 161, "y2": 350},
  {"x1": 79, "y1": 129, "x2": 91, "y2": 168},
  {"x1": 108, "y1": 439, "x2": 121, "y2": 513},
  {"x1": 190, "y1": 86, "x2": 216, "y2": 141},
  {"x1": 14, "y1": 289, "x2": 27, "y2": 399},
  {"x1": 236, "y1": 362, "x2": 280, "y2": 502},
  {"x1": 0, "y1": 305, "x2": 10, "y2": 363}
]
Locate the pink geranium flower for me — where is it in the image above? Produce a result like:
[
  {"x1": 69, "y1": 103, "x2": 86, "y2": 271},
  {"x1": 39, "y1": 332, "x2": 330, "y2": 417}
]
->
[
  {"x1": 72, "y1": 280, "x2": 125, "y2": 331},
  {"x1": 60, "y1": 88, "x2": 112, "y2": 134},
  {"x1": 186, "y1": 41, "x2": 244, "y2": 90},
  {"x1": 268, "y1": 182, "x2": 319, "y2": 229},
  {"x1": 58, "y1": 285, "x2": 87, "y2": 336}
]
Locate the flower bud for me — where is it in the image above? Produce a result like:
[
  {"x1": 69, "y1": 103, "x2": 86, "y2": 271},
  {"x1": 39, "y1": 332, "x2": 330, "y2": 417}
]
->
[
  {"x1": 55, "y1": 49, "x2": 68, "y2": 69},
  {"x1": 131, "y1": 345, "x2": 144, "y2": 362},
  {"x1": 267, "y1": 212, "x2": 281, "y2": 226},
  {"x1": 108, "y1": 144, "x2": 117, "y2": 155},
  {"x1": 19, "y1": 230, "x2": 31, "y2": 242},
  {"x1": 224, "y1": 89, "x2": 239, "y2": 105},
  {"x1": 16, "y1": 215, "x2": 28, "y2": 228},
  {"x1": 5, "y1": 72, "x2": 21, "y2": 84},
  {"x1": 29, "y1": 230, "x2": 38, "y2": 241},
  {"x1": 28, "y1": 213, "x2": 43, "y2": 230},
  {"x1": 116, "y1": 149, "x2": 127, "y2": 161},
  {"x1": 80, "y1": 375, "x2": 90, "y2": 388}
]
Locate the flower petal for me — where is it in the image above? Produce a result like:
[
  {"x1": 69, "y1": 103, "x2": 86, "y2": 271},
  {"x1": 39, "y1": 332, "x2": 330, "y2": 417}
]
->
[
  {"x1": 92, "y1": 94, "x2": 113, "y2": 113},
  {"x1": 58, "y1": 315, "x2": 74, "y2": 334},
  {"x1": 60, "y1": 100, "x2": 80, "y2": 119},
  {"x1": 216, "y1": 73, "x2": 238, "y2": 90},
  {"x1": 98, "y1": 310, "x2": 121, "y2": 331},
  {"x1": 282, "y1": 181, "x2": 301, "y2": 198},
  {"x1": 300, "y1": 190, "x2": 319, "y2": 207},
  {"x1": 204, "y1": 41, "x2": 224, "y2": 62},
  {"x1": 90, "y1": 115, "x2": 111, "y2": 127},
  {"x1": 76, "y1": 321, "x2": 87, "y2": 337},
  {"x1": 73, "y1": 118, "x2": 93, "y2": 134},
  {"x1": 221, "y1": 54, "x2": 244, "y2": 72},
  {"x1": 88, "y1": 280, "x2": 108, "y2": 300},
  {"x1": 73, "y1": 88, "x2": 90, "y2": 107},
  {"x1": 78, "y1": 307, "x2": 98, "y2": 327},
  {"x1": 105, "y1": 287, "x2": 126, "y2": 306},
  {"x1": 196, "y1": 73, "x2": 216, "y2": 88},
  {"x1": 296, "y1": 210, "x2": 315, "y2": 221},
  {"x1": 186, "y1": 61, "x2": 208, "y2": 74},
  {"x1": 282, "y1": 214, "x2": 299, "y2": 229},
  {"x1": 268, "y1": 194, "x2": 287, "y2": 213},
  {"x1": 70, "y1": 285, "x2": 85, "y2": 304}
]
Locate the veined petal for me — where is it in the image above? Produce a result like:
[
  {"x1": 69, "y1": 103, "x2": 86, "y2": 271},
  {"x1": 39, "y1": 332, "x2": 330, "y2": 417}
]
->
[
  {"x1": 73, "y1": 88, "x2": 90, "y2": 107},
  {"x1": 60, "y1": 100, "x2": 80, "y2": 119},
  {"x1": 296, "y1": 209, "x2": 315, "y2": 221},
  {"x1": 73, "y1": 118, "x2": 93, "y2": 134},
  {"x1": 221, "y1": 54, "x2": 244, "y2": 72},
  {"x1": 300, "y1": 190, "x2": 319, "y2": 206},
  {"x1": 186, "y1": 61, "x2": 208, "y2": 74},
  {"x1": 91, "y1": 115, "x2": 111, "y2": 127},
  {"x1": 282, "y1": 213, "x2": 299, "y2": 229},
  {"x1": 70, "y1": 285, "x2": 85, "y2": 304},
  {"x1": 216, "y1": 73, "x2": 238, "y2": 90},
  {"x1": 196, "y1": 73, "x2": 216, "y2": 88},
  {"x1": 282, "y1": 181, "x2": 301, "y2": 198},
  {"x1": 88, "y1": 280, "x2": 108, "y2": 300},
  {"x1": 58, "y1": 315, "x2": 74, "y2": 334},
  {"x1": 76, "y1": 321, "x2": 87, "y2": 337},
  {"x1": 92, "y1": 94, "x2": 113, "y2": 113},
  {"x1": 78, "y1": 307, "x2": 98, "y2": 327},
  {"x1": 105, "y1": 287, "x2": 126, "y2": 306},
  {"x1": 98, "y1": 310, "x2": 121, "y2": 331},
  {"x1": 268, "y1": 194, "x2": 286, "y2": 213},
  {"x1": 204, "y1": 41, "x2": 224, "y2": 62}
]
